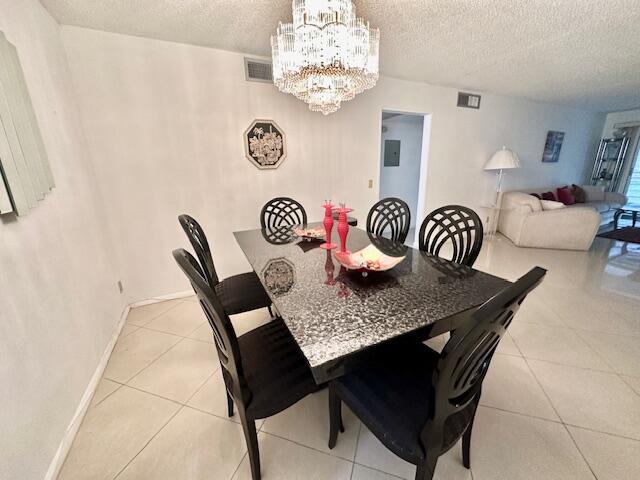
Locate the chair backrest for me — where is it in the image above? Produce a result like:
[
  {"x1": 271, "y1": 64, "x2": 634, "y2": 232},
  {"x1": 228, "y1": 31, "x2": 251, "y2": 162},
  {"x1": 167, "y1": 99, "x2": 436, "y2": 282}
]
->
[
  {"x1": 178, "y1": 214, "x2": 219, "y2": 286},
  {"x1": 260, "y1": 197, "x2": 307, "y2": 230},
  {"x1": 366, "y1": 197, "x2": 411, "y2": 243},
  {"x1": 173, "y1": 248, "x2": 251, "y2": 405},
  {"x1": 418, "y1": 205, "x2": 483, "y2": 267},
  {"x1": 421, "y1": 266, "x2": 546, "y2": 453}
]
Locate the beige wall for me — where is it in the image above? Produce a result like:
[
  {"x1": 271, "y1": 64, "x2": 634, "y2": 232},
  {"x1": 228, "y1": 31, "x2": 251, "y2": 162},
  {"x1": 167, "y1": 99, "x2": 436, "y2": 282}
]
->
[
  {"x1": 61, "y1": 26, "x2": 605, "y2": 302},
  {"x1": 0, "y1": 3, "x2": 125, "y2": 479}
]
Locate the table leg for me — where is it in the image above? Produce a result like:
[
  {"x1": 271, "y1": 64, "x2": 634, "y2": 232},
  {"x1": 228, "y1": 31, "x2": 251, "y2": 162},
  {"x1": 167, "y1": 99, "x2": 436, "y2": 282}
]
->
[{"x1": 614, "y1": 210, "x2": 622, "y2": 230}]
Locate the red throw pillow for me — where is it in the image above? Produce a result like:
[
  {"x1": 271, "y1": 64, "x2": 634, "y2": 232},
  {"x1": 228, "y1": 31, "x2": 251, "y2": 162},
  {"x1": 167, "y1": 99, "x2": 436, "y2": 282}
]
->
[
  {"x1": 541, "y1": 191, "x2": 556, "y2": 201},
  {"x1": 556, "y1": 186, "x2": 575, "y2": 205}
]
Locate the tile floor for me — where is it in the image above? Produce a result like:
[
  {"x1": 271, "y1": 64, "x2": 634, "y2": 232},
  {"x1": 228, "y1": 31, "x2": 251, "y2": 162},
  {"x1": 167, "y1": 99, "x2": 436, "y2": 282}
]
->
[{"x1": 58, "y1": 233, "x2": 640, "y2": 479}]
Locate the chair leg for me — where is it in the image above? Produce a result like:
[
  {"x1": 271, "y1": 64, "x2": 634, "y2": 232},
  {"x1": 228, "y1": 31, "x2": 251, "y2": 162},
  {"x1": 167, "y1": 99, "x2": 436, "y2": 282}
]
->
[
  {"x1": 328, "y1": 383, "x2": 342, "y2": 449},
  {"x1": 415, "y1": 453, "x2": 438, "y2": 480},
  {"x1": 462, "y1": 424, "x2": 472, "y2": 469},
  {"x1": 239, "y1": 410, "x2": 260, "y2": 480},
  {"x1": 463, "y1": 399, "x2": 480, "y2": 469},
  {"x1": 226, "y1": 390, "x2": 234, "y2": 417}
]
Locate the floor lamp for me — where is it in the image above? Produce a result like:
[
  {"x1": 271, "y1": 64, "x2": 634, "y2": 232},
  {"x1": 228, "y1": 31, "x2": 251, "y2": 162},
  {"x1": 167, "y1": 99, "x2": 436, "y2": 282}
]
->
[{"x1": 484, "y1": 146, "x2": 520, "y2": 236}]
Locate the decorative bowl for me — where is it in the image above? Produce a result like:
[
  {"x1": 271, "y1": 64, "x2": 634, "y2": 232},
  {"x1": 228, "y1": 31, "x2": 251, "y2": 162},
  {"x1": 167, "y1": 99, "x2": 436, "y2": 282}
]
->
[{"x1": 334, "y1": 244, "x2": 406, "y2": 273}]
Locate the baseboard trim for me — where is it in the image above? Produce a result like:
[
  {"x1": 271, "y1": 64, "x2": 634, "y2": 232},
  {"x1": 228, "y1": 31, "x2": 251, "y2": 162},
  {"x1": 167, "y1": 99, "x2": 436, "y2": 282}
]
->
[
  {"x1": 44, "y1": 290, "x2": 194, "y2": 479},
  {"x1": 44, "y1": 304, "x2": 130, "y2": 480},
  {"x1": 128, "y1": 289, "x2": 193, "y2": 308}
]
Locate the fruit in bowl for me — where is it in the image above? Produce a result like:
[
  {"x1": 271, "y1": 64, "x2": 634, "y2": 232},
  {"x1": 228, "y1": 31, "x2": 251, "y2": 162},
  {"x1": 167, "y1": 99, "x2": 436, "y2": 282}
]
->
[
  {"x1": 334, "y1": 245, "x2": 405, "y2": 272},
  {"x1": 293, "y1": 226, "x2": 325, "y2": 240}
]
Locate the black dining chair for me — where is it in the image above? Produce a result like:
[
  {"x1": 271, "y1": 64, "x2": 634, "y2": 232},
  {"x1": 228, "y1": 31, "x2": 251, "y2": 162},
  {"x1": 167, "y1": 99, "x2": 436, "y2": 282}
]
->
[
  {"x1": 260, "y1": 197, "x2": 307, "y2": 230},
  {"x1": 327, "y1": 267, "x2": 546, "y2": 480},
  {"x1": 418, "y1": 205, "x2": 483, "y2": 267},
  {"x1": 366, "y1": 197, "x2": 411, "y2": 243},
  {"x1": 179, "y1": 214, "x2": 272, "y2": 316},
  {"x1": 173, "y1": 248, "x2": 318, "y2": 480}
]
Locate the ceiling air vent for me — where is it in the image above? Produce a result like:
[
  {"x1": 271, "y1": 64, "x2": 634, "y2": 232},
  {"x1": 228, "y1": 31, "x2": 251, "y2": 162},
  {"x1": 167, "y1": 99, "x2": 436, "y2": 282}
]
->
[
  {"x1": 244, "y1": 58, "x2": 273, "y2": 83},
  {"x1": 457, "y1": 92, "x2": 481, "y2": 109}
]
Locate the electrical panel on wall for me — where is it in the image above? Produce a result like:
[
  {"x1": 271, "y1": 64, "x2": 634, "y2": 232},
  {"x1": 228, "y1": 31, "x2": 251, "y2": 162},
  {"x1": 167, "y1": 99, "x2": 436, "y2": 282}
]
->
[
  {"x1": 0, "y1": 31, "x2": 54, "y2": 216},
  {"x1": 457, "y1": 92, "x2": 481, "y2": 109}
]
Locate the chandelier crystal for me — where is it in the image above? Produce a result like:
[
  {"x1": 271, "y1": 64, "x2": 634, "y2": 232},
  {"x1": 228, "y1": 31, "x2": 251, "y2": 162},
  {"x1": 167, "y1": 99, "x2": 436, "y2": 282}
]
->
[{"x1": 271, "y1": 0, "x2": 380, "y2": 115}]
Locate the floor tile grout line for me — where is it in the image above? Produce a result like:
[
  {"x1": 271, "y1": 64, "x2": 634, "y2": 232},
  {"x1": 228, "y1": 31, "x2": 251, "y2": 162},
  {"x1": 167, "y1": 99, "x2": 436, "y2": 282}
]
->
[
  {"x1": 516, "y1": 354, "x2": 620, "y2": 375},
  {"x1": 228, "y1": 451, "x2": 248, "y2": 480},
  {"x1": 519, "y1": 353, "x2": 600, "y2": 477},
  {"x1": 125, "y1": 298, "x2": 187, "y2": 328},
  {"x1": 569, "y1": 327, "x2": 640, "y2": 383},
  {"x1": 110, "y1": 335, "x2": 186, "y2": 385},
  {"x1": 561, "y1": 422, "x2": 640, "y2": 443},
  {"x1": 91, "y1": 382, "x2": 124, "y2": 409},
  {"x1": 350, "y1": 422, "x2": 362, "y2": 479},
  {"x1": 564, "y1": 424, "x2": 600, "y2": 480},
  {"x1": 351, "y1": 461, "x2": 406, "y2": 479},
  {"x1": 618, "y1": 375, "x2": 640, "y2": 398},
  {"x1": 477, "y1": 403, "x2": 561, "y2": 424},
  {"x1": 567, "y1": 326, "x2": 626, "y2": 374},
  {"x1": 478, "y1": 404, "x2": 640, "y2": 444},
  {"x1": 508, "y1": 322, "x2": 617, "y2": 374},
  {"x1": 183, "y1": 367, "x2": 220, "y2": 405},
  {"x1": 259, "y1": 429, "x2": 358, "y2": 464},
  {"x1": 112, "y1": 404, "x2": 185, "y2": 479}
]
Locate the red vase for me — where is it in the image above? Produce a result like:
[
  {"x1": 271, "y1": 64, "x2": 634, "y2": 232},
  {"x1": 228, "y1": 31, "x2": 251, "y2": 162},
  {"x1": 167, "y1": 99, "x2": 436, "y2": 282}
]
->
[{"x1": 320, "y1": 202, "x2": 337, "y2": 250}]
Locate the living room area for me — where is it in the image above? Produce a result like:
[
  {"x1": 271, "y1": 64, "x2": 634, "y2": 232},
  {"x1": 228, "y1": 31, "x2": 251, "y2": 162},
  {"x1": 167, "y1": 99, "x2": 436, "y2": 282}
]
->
[
  {"x1": 493, "y1": 107, "x2": 640, "y2": 252},
  {"x1": 1, "y1": 2, "x2": 639, "y2": 480}
]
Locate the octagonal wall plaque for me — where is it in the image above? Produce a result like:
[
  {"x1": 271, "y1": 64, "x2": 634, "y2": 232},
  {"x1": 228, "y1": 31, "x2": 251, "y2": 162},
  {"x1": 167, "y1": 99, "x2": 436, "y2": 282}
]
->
[{"x1": 244, "y1": 119, "x2": 286, "y2": 169}]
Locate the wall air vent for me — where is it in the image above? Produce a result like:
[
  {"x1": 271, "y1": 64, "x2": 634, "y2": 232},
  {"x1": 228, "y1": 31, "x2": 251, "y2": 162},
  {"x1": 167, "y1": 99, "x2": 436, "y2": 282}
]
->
[
  {"x1": 244, "y1": 58, "x2": 273, "y2": 83},
  {"x1": 457, "y1": 92, "x2": 481, "y2": 109}
]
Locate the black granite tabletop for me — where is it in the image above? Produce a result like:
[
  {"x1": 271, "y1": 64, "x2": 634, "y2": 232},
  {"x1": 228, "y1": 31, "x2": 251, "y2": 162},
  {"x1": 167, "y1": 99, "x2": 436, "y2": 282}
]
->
[{"x1": 234, "y1": 224, "x2": 510, "y2": 383}]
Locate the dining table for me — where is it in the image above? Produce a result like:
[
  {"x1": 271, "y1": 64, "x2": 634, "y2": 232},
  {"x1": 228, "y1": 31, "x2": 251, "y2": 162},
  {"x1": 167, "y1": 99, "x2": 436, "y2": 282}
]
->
[{"x1": 234, "y1": 223, "x2": 511, "y2": 384}]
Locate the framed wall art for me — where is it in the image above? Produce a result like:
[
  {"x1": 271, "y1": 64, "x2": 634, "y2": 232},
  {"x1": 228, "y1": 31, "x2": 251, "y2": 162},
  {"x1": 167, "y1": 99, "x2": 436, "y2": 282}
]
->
[
  {"x1": 542, "y1": 130, "x2": 565, "y2": 163},
  {"x1": 244, "y1": 119, "x2": 286, "y2": 170}
]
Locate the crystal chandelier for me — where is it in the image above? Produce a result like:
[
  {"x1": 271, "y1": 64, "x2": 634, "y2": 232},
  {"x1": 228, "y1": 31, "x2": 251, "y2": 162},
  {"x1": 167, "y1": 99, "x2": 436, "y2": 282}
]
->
[{"x1": 271, "y1": 0, "x2": 380, "y2": 115}]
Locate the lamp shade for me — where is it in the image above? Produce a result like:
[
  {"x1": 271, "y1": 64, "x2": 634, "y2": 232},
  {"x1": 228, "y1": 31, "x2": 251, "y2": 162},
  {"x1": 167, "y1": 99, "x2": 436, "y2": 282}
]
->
[{"x1": 485, "y1": 147, "x2": 520, "y2": 170}]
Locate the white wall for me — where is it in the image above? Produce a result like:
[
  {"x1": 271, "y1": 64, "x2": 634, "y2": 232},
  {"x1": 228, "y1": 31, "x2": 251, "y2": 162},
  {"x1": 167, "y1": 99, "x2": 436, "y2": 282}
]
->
[
  {"x1": 0, "y1": 3, "x2": 125, "y2": 479},
  {"x1": 61, "y1": 26, "x2": 605, "y2": 302},
  {"x1": 380, "y1": 115, "x2": 424, "y2": 227}
]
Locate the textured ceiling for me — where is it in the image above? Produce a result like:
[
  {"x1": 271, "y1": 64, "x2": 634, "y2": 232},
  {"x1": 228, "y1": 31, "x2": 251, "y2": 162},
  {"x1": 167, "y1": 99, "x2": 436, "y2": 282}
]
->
[{"x1": 40, "y1": 0, "x2": 640, "y2": 112}]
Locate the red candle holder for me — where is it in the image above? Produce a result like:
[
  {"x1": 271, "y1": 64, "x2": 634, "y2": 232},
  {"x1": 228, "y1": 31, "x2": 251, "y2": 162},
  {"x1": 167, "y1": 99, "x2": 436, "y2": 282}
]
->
[
  {"x1": 336, "y1": 204, "x2": 353, "y2": 253},
  {"x1": 320, "y1": 201, "x2": 337, "y2": 250}
]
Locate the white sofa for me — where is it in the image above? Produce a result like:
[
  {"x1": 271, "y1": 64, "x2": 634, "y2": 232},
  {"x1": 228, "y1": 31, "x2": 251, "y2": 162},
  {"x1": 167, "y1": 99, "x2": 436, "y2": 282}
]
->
[{"x1": 498, "y1": 186, "x2": 627, "y2": 251}]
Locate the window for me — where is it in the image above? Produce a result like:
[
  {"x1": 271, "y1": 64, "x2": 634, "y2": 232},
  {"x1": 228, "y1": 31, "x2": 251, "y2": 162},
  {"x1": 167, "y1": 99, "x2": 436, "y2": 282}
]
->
[{"x1": 0, "y1": 31, "x2": 54, "y2": 216}]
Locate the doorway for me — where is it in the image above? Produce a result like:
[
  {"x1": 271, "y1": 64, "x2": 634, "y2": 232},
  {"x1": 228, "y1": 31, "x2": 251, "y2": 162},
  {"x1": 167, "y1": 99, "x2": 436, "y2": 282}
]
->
[{"x1": 379, "y1": 110, "x2": 430, "y2": 245}]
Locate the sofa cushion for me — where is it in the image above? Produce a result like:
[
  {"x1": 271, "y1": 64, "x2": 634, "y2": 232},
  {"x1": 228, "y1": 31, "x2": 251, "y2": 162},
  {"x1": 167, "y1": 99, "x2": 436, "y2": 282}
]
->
[
  {"x1": 502, "y1": 192, "x2": 543, "y2": 212},
  {"x1": 582, "y1": 185, "x2": 605, "y2": 202},
  {"x1": 583, "y1": 201, "x2": 611, "y2": 214},
  {"x1": 541, "y1": 200, "x2": 566, "y2": 210},
  {"x1": 557, "y1": 186, "x2": 576, "y2": 205}
]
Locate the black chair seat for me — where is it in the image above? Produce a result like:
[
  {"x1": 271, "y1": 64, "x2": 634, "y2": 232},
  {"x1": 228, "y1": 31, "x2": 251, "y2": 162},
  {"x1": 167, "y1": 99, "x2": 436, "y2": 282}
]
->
[
  {"x1": 239, "y1": 318, "x2": 317, "y2": 419},
  {"x1": 215, "y1": 272, "x2": 272, "y2": 315},
  {"x1": 333, "y1": 343, "x2": 476, "y2": 464}
]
